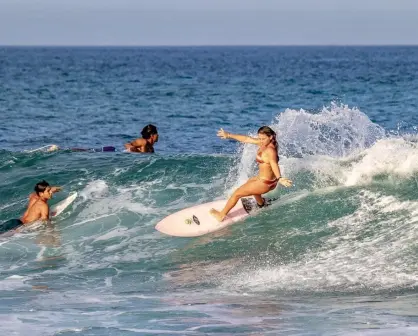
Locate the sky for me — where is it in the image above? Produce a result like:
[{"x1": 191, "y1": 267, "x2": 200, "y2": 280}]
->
[{"x1": 1, "y1": 0, "x2": 418, "y2": 46}]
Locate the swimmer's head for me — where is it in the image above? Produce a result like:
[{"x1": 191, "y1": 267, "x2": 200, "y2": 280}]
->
[
  {"x1": 257, "y1": 126, "x2": 277, "y2": 147},
  {"x1": 34, "y1": 180, "x2": 52, "y2": 199},
  {"x1": 141, "y1": 124, "x2": 159, "y2": 143}
]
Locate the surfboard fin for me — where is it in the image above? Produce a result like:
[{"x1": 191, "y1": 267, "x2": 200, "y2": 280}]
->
[{"x1": 241, "y1": 198, "x2": 256, "y2": 214}]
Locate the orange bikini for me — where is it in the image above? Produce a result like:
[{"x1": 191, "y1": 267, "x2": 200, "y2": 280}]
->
[{"x1": 256, "y1": 150, "x2": 278, "y2": 189}]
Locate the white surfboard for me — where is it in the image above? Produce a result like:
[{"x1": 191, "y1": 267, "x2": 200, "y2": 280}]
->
[
  {"x1": 24, "y1": 144, "x2": 59, "y2": 153},
  {"x1": 50, "y1": 192, "x2": 78, "y2": 217},
  {"x1": 155, "y1": 197, "x2": 262, "y2": 237}
]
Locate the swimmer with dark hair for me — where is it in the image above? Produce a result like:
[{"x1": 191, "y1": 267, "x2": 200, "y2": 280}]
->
[
  {"x1": 21, "y1": 180, "x2": 61, "y2": 224},
  {"x1": 124, "y1": 124, "x2": 159, "y2": 153},
  {"x1": 0, "y1": 180, "x2": 62, "y2": 233}
]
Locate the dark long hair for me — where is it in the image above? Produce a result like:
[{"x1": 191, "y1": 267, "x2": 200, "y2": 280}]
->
[
  {"x1": 141, "y1": 124, "x2": 158, "y2": 139},
  {"x1": 257, "y1": 126, "x2": 277, "y2": 148}
]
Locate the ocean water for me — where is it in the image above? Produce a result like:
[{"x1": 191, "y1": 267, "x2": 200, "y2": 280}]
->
[{"x1": 0, "y1": 46, "x2": 417, "y2": 335}]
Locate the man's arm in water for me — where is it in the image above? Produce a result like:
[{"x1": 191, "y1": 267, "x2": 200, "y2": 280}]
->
[
  {"x1": 124, "y1": 139, "x2": 137, "y2": 151},
  {"x1": 124, "y1": 138, "x2": 146, "y2": 152},
  {"x1": 50, "y1": 186, "x2": 62, "y2": 193},
  {"x1": 40, "y1": 202, "x2": 50, "y2": 221}
]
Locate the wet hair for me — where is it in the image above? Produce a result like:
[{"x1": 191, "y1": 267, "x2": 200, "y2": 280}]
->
[
  {"x1": 141, "y1": 124, "x2": 158, "y2": 139},
  {"x1": 34, "y1": 180, "x2": 50, "y2": 195},
  {"x1": 258, "y1": 126, "x2": 277, "y2": 146}
]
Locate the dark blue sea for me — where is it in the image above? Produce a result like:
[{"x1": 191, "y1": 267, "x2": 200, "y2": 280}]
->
[{"x1": 0, "y1": 46, "x2": 417, "y2": 335}]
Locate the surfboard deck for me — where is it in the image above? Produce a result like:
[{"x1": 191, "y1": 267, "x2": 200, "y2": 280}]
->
[
  {"x1": 25, "y1": 145, "x2": 116, "y2": 153},
  {"x1": 155, "y1": 197, "x2": 275, "y2": 237},
  {"x1": 24, "y1": 144, "x2": 58, "y2": 153},
  {"x1": 50, "y1": 192, "x2": 78, "y2": 217}
]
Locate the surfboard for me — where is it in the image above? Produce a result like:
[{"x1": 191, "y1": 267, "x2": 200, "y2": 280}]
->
[
  {"x1": 50, "y1": 192, "x2": 78, "y2": 217},
  {"x1": 155, "y1": 197, "x2": 271, "y2": 237},
  {"x1": 24, "y1": 144, "x2": 58, "y2": 153},
  {"x1": 24, "y1": 145, "x2": 116, "y2": 153}
]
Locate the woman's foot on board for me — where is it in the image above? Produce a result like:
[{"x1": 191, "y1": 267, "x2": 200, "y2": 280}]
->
[
  {"x1": 209, "y1": 208, "x2": 226, "y2": 222},
  {"x1": 257, "y1": 198, "x2": 266, "y2": 208}
]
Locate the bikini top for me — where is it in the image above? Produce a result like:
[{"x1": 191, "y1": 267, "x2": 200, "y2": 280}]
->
[
  {"x1": 256, "y1": 152, "x2": 266, "y2": 164},
  {"x1": 256, "y1": 147, "x2": 279, "y2": 165}
]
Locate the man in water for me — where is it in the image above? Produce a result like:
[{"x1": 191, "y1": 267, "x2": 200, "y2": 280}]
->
[
  {"x1": 0, "y1": 181, "x2": 60, "y2": 233},
  {"x1": 21, "y1": 180, "x2": 62, "y2": 224},
  {"x1": 124, "y1": 124, "x2": 159, "y2": 153}
]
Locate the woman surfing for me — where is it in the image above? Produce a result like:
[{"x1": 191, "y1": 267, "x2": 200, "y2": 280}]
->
[{"x1": 210, "y1": 126, "x2": 292, "y2": 222}]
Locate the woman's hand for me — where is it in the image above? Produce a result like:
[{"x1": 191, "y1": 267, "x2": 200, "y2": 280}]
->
[
  {"x1": 278, "y1": 177, "x2": 293, "y2": 188},
  {"x1": 217, "y1": 128, "x2": 229, "y2": 139}
]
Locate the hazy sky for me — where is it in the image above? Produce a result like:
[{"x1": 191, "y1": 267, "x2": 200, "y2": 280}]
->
[{"x1": 1, "y1": 0, "x2": 418, "y2": 45}]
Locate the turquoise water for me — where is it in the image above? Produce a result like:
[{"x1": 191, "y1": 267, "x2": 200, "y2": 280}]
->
[{"x1": 0, "y1": 47, "x2": 418, "y2": 335}]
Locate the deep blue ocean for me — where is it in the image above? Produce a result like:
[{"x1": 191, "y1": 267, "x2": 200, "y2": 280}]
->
[{"x1": 0, "y1": 46, "x2": 417, "y2": 335}]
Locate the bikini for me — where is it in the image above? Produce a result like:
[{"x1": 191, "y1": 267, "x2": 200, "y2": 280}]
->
[{"x1": 256, "y1": 150, "x2": 279, "y2": 189}]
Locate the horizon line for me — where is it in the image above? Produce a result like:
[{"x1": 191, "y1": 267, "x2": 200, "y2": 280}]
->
[{"x1": 1, "y1": 44, "x2": 418, "y2": 48}]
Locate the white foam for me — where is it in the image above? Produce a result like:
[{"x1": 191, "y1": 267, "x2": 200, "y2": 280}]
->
[
  {"x1": 0, "y1": 199, "x2": 23, "y2": 211},
  {"x1": 77, "y1": 180, "x2": 160, "y2": 220},
  {"x1": 0, "y1": 275, "x2": 31, "y2": 291},
  {"x1": 0, "y1": 314, "x2": 54, "y2": 336},
  {"x1": 343, "y1": 137, "x2": 418, "y2": 186},
  {"x1": 280, "y1": 136, "x2": 418, "y2": 189},
  {"x1": 275, "y1": 103, "x2": 385, "y2": 158},
  {"x1": 30, "y1": 290, "x2": 124, "y2": 308},
  {"x1": 221, "y1": 190, "x2": 418, "y2": 292},
  {"x1": 226, "y1": 103, "x2": 389, "y2": 193},
  {"x1": 79, "y1": 180, "x2": 109, "y2": 200},
  {"x1": 93, "y1": 227, "x2": 129, "y2": 242},
  {"x1": 119, "y1": 328, "x2": 192, "y2": 334},
  {"x1": 342, "y1": 327, "x2": 418, "y2": 336}
]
